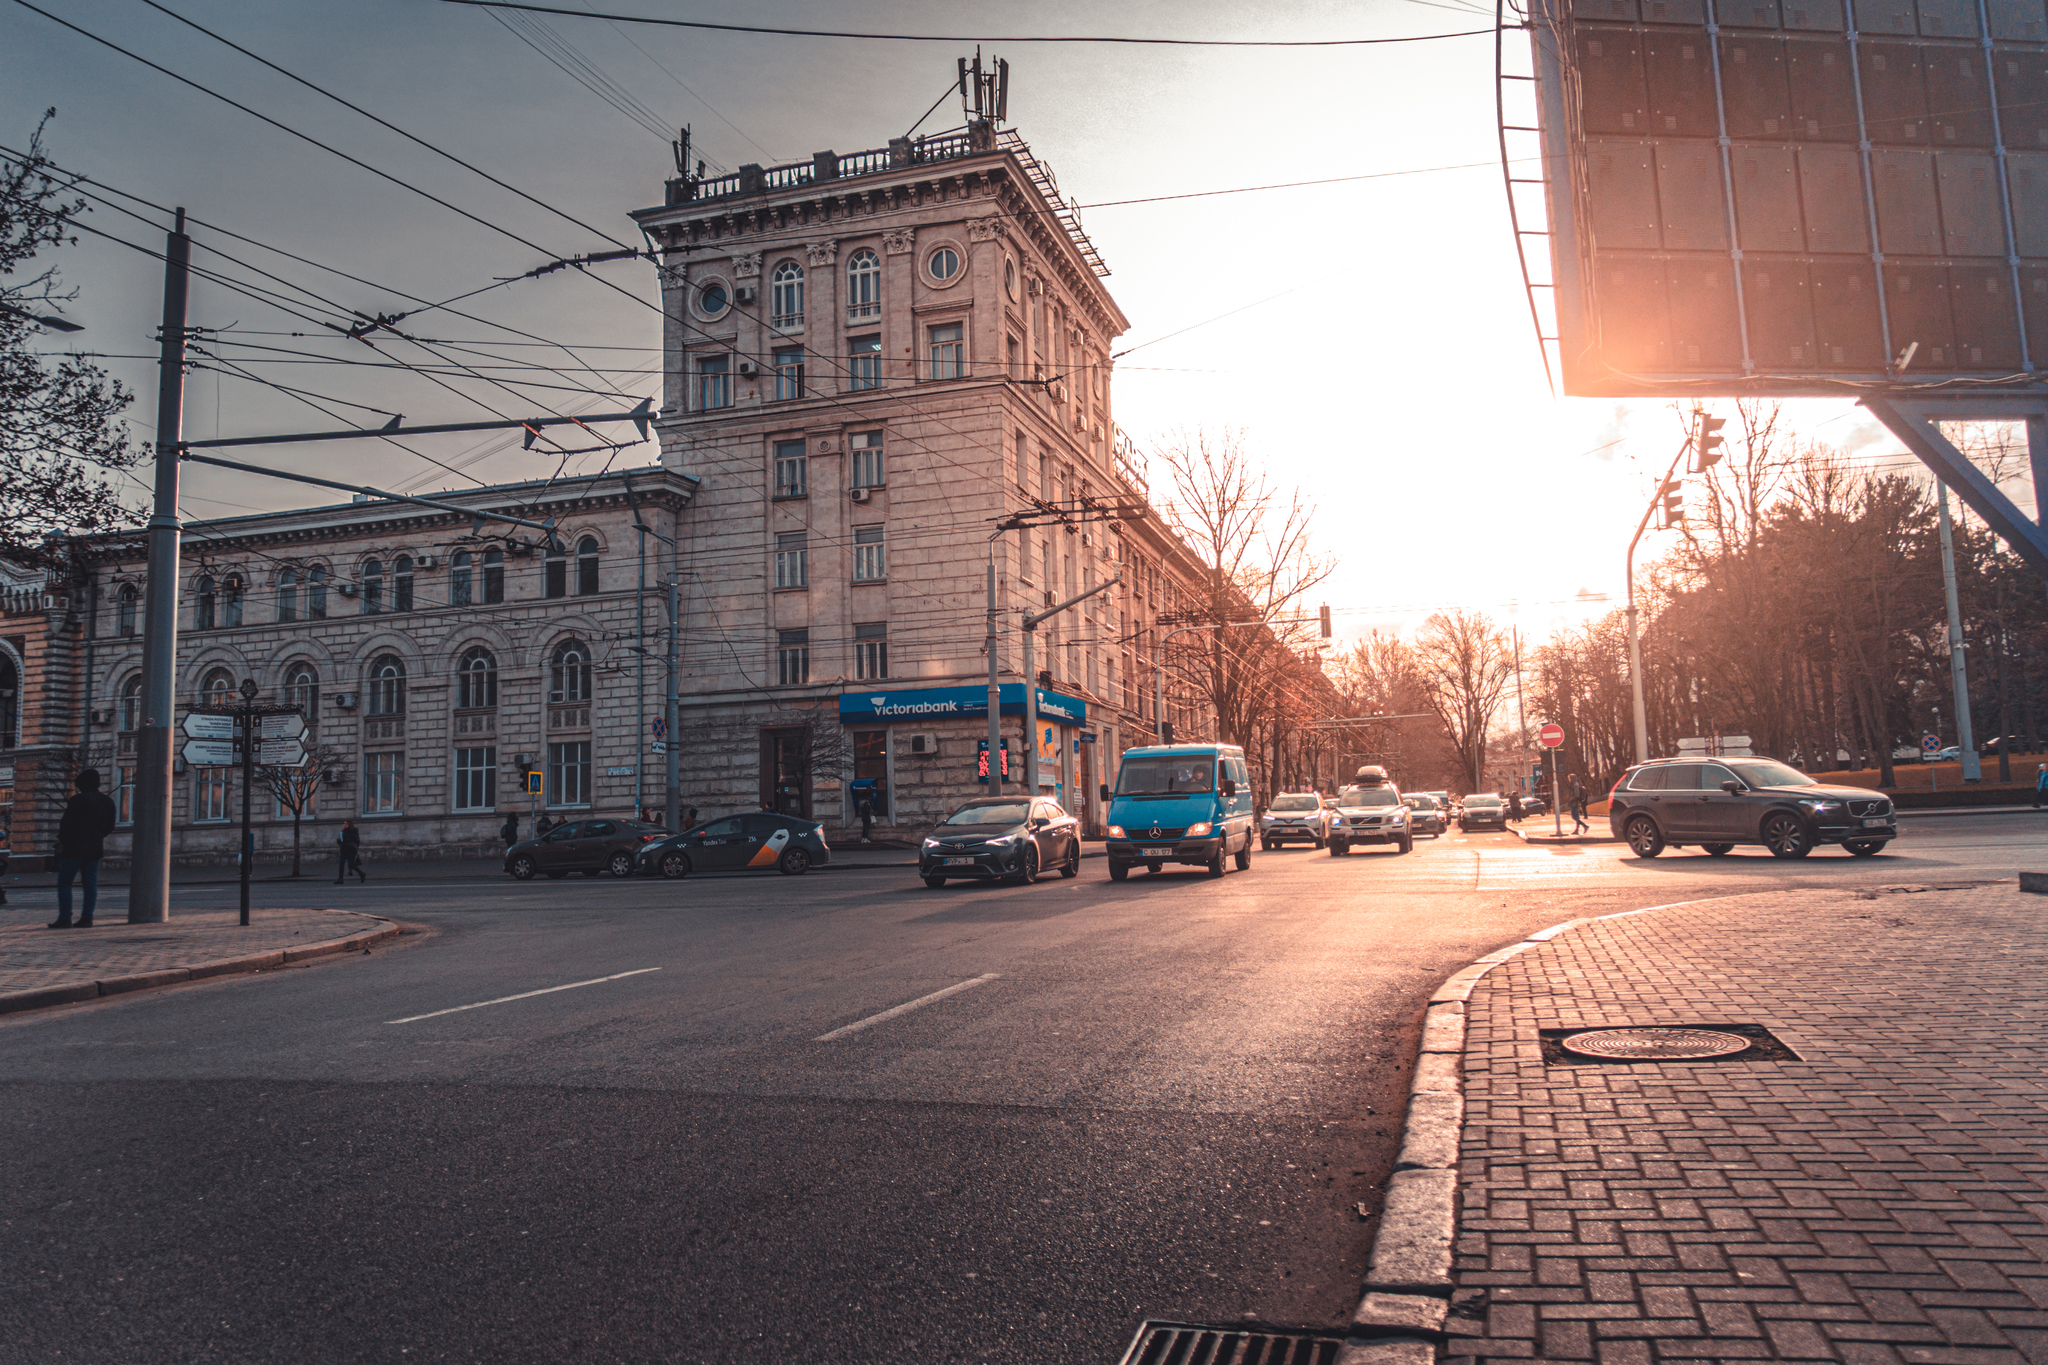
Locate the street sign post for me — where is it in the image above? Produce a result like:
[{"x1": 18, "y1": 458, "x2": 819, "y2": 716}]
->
[
  {"x1": 256, "y1": 739, "x2": 307, "y2": 767},
  {"x1": 258, "y1": 713, "x2": 307, "y2": 742},
  {"x1": 181, "y1": 712, "x2": 235, "y2": 740},
  {"x1": 1536, "y1": 723, "x2": 1565, "y2": 835},
  {"x1": 180, "y1": 738, "x2": 236, "y2": 766},
  {"x1": 1537, "y1": 722, "x2": 1564, "y2": 749}
]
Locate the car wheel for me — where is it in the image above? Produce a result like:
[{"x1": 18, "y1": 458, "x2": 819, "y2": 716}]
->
[
  {"x1": 1108, "y1": 863, "x2": 1129, "y2": 882},
  {"x1": 1702, "y1": 843, "x2": 1734, "y2": 856},
  {"x1": 1061, "y1": 840, "x2": 1080, "y2": 877},
  {"x1": 607, "y1": 851, "x2": 635, "y2": 878},
  {"x1": 1329, "y1": 841, "x2": 1346, "y2": 857},
  {"x1": 778, "y1": 847, "x2": 812, "y2": 876},
  {"x1": 1761, "y1": 812, "x2": 1812, "y2": 859},
  {"x1": 1234, "y1": 836, "x2": 1251, "y2": 870},
  {"x1": 923, "y1": 875, "x2": 947, "y2": 888},
  {"x1": 1207, "y1": 847, "x2": 1225, "y2": 877},
  {"x1": 508, "y1": 854, "x2": 537, "y2": 880},
  {"x1": 1398, "y1": 835, "x2": 1413, "y2": 855},
  {"x1": 1011, "y1": 844, "x2": 1040, "y2": 885},
  {"x1": 1625, "y1": 815, "x2": 1665, "y2": 859},
  {"x1": 659, "y1": 851, "x2": 691, "y2": 879},
  {"x1": 545, "y1": 869, "x2": 568, "y2": 879},
  {"x1": 1313, "y1": 835, "x2": 1325, "y2": 850},
  {"x1": 1844, "y1": 838, "x2": 1886, "y2": 858}
]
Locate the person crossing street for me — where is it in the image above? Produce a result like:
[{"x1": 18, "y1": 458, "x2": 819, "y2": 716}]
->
[
  {"x1": 335, "y1": 819, "x2": 366, "y2": 884},
  {"x1": 1568, "y1": 774, "x2": 1589, "y2": 835},
  {"x1": 2035, "y1": 763, "x2": 2048, "y2": 809}
]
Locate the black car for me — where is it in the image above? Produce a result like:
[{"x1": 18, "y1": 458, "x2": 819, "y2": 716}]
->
[
  {"x1": 1404, "y1": 793, "x2": 1448, "y2": 837},
  {"x1": 1607, "y1": 756, "x2": 1897, "y2": 858},
  {"x1": 635, "y1": 811, "x2": 832, "y2": 878},
  {"x1": 1459, "y1": 794, "x2": 1508, "y2": 831},
  {"x1": 920, "y1": 796, "x2": 1081, "y2": 886},
  {"x1": 506, "y1": 816, "x2": 669, "y2": 879}
]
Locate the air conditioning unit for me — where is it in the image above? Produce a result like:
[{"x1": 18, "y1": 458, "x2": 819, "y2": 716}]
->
[
  {"x1": 737, "y1": 360, "x2": 759, "y2": 376},
  {"x1": 1073, "y1": 409, "x2": 1088, "y2": 430},
  {"x1": 735, "y1": 285, "x2": 757, "y2": 305},
  {"x1": 333, "y1": 691, "x2": 359, "y2": 710},
  {"x1": 849, "y1": 486, "x2": 872, "y2": 503},
  {"x1": 415, "y1": 554, "x2": 436, "y2": 570},
  {"x1": 1049, "y1": 383, "x2": 1068, "y2": 404},
  {"x1": 337, "y1": 582, "x2": 358, "y2": 597},
  {"x1": 1028, "y1": 278, "x2": 1045, "y2": 297},
  {"x1": 906, "y1": 733, "x2": 939, "y2": 757}
]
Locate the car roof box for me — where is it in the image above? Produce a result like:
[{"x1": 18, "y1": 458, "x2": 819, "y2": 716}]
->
[{"x1": 1353, "y1": 765, "x2": 1390, "y2": 785}]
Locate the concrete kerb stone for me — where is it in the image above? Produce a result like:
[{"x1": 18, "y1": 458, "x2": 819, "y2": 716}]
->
[
  {"x1": 0, "y1": 918, "x2": 399, "y2": 1016},
  {"x1": 1345, "y1": 896, "x2": 1738, "y2": 1356}
]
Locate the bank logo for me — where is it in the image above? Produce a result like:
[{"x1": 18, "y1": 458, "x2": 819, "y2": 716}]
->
[{"x1": 870, "y1": 696, "x2": 886, "y2": 705}]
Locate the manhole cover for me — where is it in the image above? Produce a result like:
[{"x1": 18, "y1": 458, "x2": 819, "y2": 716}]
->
[{"x1": 1561, "y1": 1027, "x2": 1753, "y2": 1061}]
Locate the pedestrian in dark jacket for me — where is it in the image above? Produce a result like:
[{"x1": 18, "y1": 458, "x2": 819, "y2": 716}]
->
[
  {"x1": 500, "y1": 814, "x2": 519, "y2": 848},
  {"x1": 1568, "y1": 775, "x2": 1589, "y2": 835},
  {"x1": 49, "y1": 769, "x2": 118, "y2": 928},
  {"x1": 535, "y1": 814, "x2": 555, "y2": 837},
  {"x1": 1507, "y1": 789, "x2": 1524, "y2": 822},
  {"x1": 335, "y1": 819, "x2": 366, "y2": 884},
  {"x1": 2035, "y1": 764, "x2": 2048, "y2": 809}
]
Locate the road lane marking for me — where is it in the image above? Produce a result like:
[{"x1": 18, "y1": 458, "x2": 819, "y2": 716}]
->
[
  {"x1": 813, "y1": 973, "x2": 1001, "y2": 1041},
  {"x1": 385, "y1": 968, "x2": 661, "y2": 1024}
]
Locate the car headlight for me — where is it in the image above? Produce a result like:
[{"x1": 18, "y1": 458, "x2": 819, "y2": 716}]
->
[
  {"x1": 1185, "y1": 822, "x2": 1214, "y2": 837},
  {"x1": 1107, "y1": 825, "x2": 1125, "y2": 839},
  {"x1": 1331, "y1": 816, "x2": 1344, "y2": 825},
  {"x1": 922, "y1": 837, "x2": 942, "y2": 849},
  {"x1": 985, "y1": 834, "x2": 1019, "y2": 848},
  {"x1": 1799, "y1": 800, "x2": 1842, "y2": 814},
  {"x1": 1263, "y1": 814, "x2": 1280, "y2": 823}
]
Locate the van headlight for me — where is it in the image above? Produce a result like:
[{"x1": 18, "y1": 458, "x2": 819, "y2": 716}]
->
[
  {"x1": 1107, "y1": 825, "x2": 1125, "y2": 839},
  {"x1": 1185, "y1": 822, "x2": 1214, "y2": 837}
]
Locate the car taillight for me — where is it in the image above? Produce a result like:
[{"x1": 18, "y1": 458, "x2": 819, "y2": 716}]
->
[{"x1": 639, "y1": 833, "x2": 663, "y2": 842}]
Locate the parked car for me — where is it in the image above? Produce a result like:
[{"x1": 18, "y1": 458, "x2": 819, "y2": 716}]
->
[
  {"x1": 1520, "y1": 793, "x2": 1548, "y2": 817},
  {"x1": 1459, "y1": 794, "x2": 1509, "y2": 831},
  {"x1": 920, "y1": 796, "x2": 1080, "y2": 886},
  {"x1": 1933, "y1": 746, "x2": 1962, "y2": 762},
  {"x1": 1403, "y1": 792, "x2": 1448, "y2": 837},
  {"x1": 506, "y1": 816, "x2": 670, "y2": 879},
  {"x1": 634, "y1": 810, "x2": 832, "y2": 878},
  {"x1": 1261, "y1": 791, "x2": 1332, "y2": 849},
  {"x1": 1102, "y1": 743, "x2": 1258, "y2": 880},
  {"x1": 1607, "y1": 756, "x2": 1896, "y2": 859},
  {"x1": 1328, "y1": 784, "x2": 1412, "y2": 855}
]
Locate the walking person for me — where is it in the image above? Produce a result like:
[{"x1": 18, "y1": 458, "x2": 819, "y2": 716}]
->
[
  {"x1": 856, "y1": 790, "x2": 875, "y2": 843},
  {"x1": 1569, "y1": 774, "x2": 1590, "y2": 835},
  {"x1": 499, "y1": 813, "x2": 519, "y2": 849},
  {"x1": 335, "y1": 818, "x2": 366, "y2": 884},
  {"x1": 1507, "y1": 789, "x2": 1524, "y2": 823},
  {"x1": 48, "y1": 769, "x2": 117, "y2": 928},
  {"x1": 535, "y1": 813, "x2": 555, "y2": 838},
  {"x1": 2035, "y1": 763, "x2": 2048, "y2": 809}
]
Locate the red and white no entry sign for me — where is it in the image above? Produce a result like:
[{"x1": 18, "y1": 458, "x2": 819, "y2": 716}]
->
[{"x1": 1538, "y1": 723, "x2": 1565, "y2": 749}]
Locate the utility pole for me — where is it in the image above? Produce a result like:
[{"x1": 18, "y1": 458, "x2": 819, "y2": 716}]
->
[
  {"x1": 129, "y1": 209, "x2": 190, "y2": 925},
  {"x1": 1023, "y1": 572, "x2": 1122, "y2": 794},
  {"x1": 666, "y1": 544, "x2": 681, "y2": 829},
  {"x1": 986, "y1": 537, "x2": 1004, "y2": 795},
  {"x1": 1625, "y1": 427, "x2": 1697, "y2": 767},
  {"x1": 1936, "y1": 480, "x2": 1983, "y2": 782}
]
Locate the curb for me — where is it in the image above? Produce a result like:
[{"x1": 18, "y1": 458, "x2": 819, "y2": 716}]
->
[
  {"x1": 0, "y1": 917, "x2": 399, "y2": 1017},
  {"x1": 1337, "y1": 897, "x2": 1732, "y2": 1365}
]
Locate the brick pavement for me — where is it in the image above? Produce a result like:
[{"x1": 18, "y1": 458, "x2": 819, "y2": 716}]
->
[
  {"x1": 0, "y1": 907, "x2": 396, "y2": 1008},
  {"x1": 1444, "y1": 886, "x2": 2048, "y2": 1365}
]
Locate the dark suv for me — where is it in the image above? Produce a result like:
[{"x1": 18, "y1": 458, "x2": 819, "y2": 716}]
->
[{"x1": 1608, "y1": 757, "x2": 1897, "y2": 859}]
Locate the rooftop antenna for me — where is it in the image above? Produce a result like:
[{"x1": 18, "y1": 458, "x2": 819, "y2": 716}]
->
[
  {"x1": 672, "y1": 124, "x2": 692, "y2": 180},
  {"x1": 958, "y1": 49, "x2": 1009, "y2": 126}
]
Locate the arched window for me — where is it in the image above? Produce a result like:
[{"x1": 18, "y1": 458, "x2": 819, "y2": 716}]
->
[
  {"x1": 201, "y1": 667, "x2": 235, "y2": 710},
  {"x1": 393, "y1": 554, "x2": 414, "y2": 612},
  {"x1": 451, "y1": 551, "x2": 473, "y2": 607},
  {"x1": 544, "y1": 543, "x2": 566, "y2": 599},
  {"x1": 194, "y1": 575, "x2": 216, "y2": 631},
  {"x1": 116, "y1": 584, "x2": 138, "y2": 638},
  {"x1": 362, "y1": 559, "x2": 383, "y2": 614},
  {"x1": 482, "y1": 548, "x2": 504, "y2": 604},
  {"x1": 770, "y1": 260, "x2": 804, "y2": 330},
  {"x1": 576, "y1": 537, "x2": 599, "y2": 595},
  {"x1": 277, "y1": 569, "x2": 298, "y2": 623},
  {"x1": 284, "y1": 663, "x2": 318, "y2": 724},
  {"x1": 306, "y1": 566, "x2": 327, "y2": 619},
  {"x1": 549, "y1": 639, "x2": 592, "y2": 704},
  {"x1": 220, "y1": 575, "x2": 244, "y2": 628},
  {"x1": 366, "y1": 655, "x2": 406, "y2": 716},
  {"x1": 845, "y1": 249, "x2": 880, "y2": 320},
  {"x1": 0, "y1": 651, "x2": 17, "y2": 751},
  {"x1": 118, "y1": 673, "x2": 142, "y2": 734},
  {"x1": 457, "y1": 646, "x2": 498, "y2": 710}
]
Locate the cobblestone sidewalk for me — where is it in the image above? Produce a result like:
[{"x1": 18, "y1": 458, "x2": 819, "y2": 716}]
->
[
  {"x1": 1446, "y1": 885, "x2": 2048, "y2": 1365},
  {"x1": 0, "y1": 907, "x2": 398, "y2": 1012}
]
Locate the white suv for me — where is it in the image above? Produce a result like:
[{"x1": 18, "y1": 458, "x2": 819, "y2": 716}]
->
[{"x1": 1261, "y1": 791, "x2": 1332, "y2": 850}]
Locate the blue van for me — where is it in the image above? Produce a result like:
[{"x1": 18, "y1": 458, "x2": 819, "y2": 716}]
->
[{"x1": 1100, "y1": 744, "x2": 1257, "y2": 881}]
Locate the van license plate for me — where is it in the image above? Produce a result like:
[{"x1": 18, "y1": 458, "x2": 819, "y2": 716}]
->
[
  {"x1": 1142, "y1": 847, "x2": 1171, "y2": 856},
  {"x1": 1861, "y1": 817, "x2": 1889, "y2": 827}
]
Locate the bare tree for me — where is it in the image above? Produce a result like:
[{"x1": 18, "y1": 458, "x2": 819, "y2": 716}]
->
[
  {"x1": 252, "y1": 744, "x2": 347, "y2": 877},
  {"x1": 1412, "y1": 611, "x2": 1517, "y2": 790}
]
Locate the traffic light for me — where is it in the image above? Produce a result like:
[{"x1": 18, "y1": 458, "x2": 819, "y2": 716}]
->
[
  {"x1": 1661, "y1": 478, "x2": 1685, "y2": 527},
  {"x1": 1159, "y1": 720, "x2": 1175, "y2": 744},
  {"x1": 1319, "y1": 604, "x2": 1332, "y2": 639},
  {"x1": 1695, "y1": 415, "x2": 1726, "y2": 470}
]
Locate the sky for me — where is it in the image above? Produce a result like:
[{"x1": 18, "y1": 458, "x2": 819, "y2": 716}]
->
[{"x1": 0, "y1": 0, "x2": 1983, "y2": 650}]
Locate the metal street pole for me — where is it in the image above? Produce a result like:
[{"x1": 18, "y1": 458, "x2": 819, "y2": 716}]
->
[
  {"x1": 1624, "y1": 438, "x2": 1690, "y2": 768},
  {"x1": 1154, "y1": 621, "x2": 1230, "y2": 756},
  {"x1": 1936, "y1": 481, "x2": 1983, "y2": 782},
  {"x1": 986, "y1": 540, "x2": 1003, "y2": 795},
  {"x1": 666, "y1": 551, "x2": 681, "y2": 830},
  {"x1": 1023, "y1": 573, "x2": 1122, "y2": 793},
  {"x1": 636, "y1": 520, "x2": 646, "y2": 817},
  {"x1": 130, "y1": 209, "x2": 190, "y2": 925},
  {"x1": 238, "y1": 690, "x2": 255, "y2": 928}
]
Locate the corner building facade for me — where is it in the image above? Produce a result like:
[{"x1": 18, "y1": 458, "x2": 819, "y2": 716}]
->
[{"x1": 635, "y1": 122, "x2": 1218, "y2": 837}]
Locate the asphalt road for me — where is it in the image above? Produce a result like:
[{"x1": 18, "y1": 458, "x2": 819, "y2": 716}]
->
[{"x1": 2, "y1": 816, "x2": 2037, "y2": 1364}]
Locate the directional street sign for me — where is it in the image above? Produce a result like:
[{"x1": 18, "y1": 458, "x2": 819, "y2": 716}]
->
[
  {"x1": 181, "y1": 713, "x2": 236, "y2": 740},
  {"x1": 258, "y1": 713, "x2": 307, "y2": 741},
  {"x1": 1537, "y1": 722, "x2": 1565, "y2": 749},
  {"x1": 181, "y1": 738, "x2": 237, "y2": 766},
  {"x1": 256, "y1": 740, "x2": 307, "y2": 767}
]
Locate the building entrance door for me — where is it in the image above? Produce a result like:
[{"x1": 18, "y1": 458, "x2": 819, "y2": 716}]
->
[{"x1": 760, "y1": 727, "x2": 812, "y2": 819}]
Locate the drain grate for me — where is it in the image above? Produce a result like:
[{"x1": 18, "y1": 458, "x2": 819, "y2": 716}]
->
[
  {"x1": 1562, "y1": 1027, "x2": 1752, "y2": 1060},
  {"x1": 1539, "y1": 1022, "x2": 1800, "y2": 1066},
  {"x1": 1116, "y1": 1321, "x2": 1346, "y2": 1365}
]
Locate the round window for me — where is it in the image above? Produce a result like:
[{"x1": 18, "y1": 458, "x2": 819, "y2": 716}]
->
[
  {"x1": 1004, "y1": 258, "x2": 1017, "y2": 298},
  {"x1": 698, "y1": 282, "x2": 729, "y2": 316},
  {"x1": 928, "y1": 247, "x2": 961, "y2": 281}
]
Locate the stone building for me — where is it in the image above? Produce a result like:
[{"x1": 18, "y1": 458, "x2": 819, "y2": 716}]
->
[{"x1": 634, "y1": 117, "x2": 1222, "y2": 838}]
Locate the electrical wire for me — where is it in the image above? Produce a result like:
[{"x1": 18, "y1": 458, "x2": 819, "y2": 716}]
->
[{"x1": 434, "y1": 1, "x2": 1493, "y2": 46}]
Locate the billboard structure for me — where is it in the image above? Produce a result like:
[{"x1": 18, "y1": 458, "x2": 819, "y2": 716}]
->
[{"x1": 1518, "y1": 0, "x2": 2048, "y2": 570}]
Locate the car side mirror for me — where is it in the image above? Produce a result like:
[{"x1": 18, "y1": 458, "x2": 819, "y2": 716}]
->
[
  {"x1": 1721, "y1": 780, "x2": 1741, "y2": 794},
  {"x1": 1031, "y1": 817, "x2": 1049, "y2": 829},
  {"x1": 1098, "y1": 783, "x2": 1111, "y2": 803},
  {"x1": 1221, "y1": 778, "x2": 1237, "y2": 797}
]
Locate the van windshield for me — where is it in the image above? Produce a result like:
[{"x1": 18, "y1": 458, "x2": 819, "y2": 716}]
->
[{"x1": 1116, "y1": 757, "x2": 1215, "y2": 795}]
